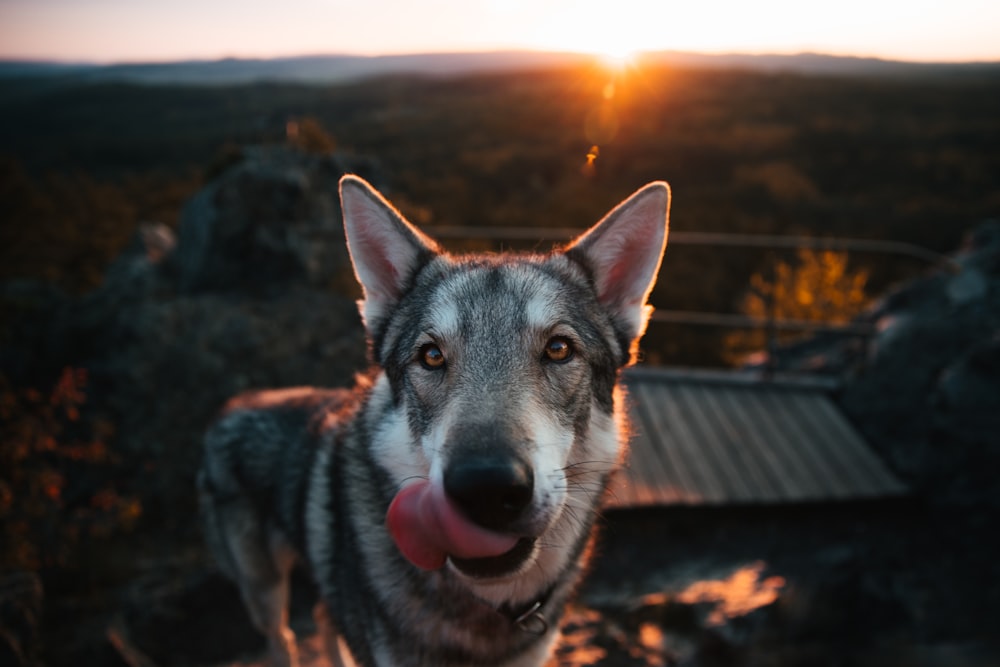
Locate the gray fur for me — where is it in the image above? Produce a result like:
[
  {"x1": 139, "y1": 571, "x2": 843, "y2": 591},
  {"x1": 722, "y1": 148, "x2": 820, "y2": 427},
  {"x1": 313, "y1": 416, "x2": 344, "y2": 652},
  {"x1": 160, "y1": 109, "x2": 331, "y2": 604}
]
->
[{"x1": 199, "y1": 176, "x2": 670, "y2": 666}]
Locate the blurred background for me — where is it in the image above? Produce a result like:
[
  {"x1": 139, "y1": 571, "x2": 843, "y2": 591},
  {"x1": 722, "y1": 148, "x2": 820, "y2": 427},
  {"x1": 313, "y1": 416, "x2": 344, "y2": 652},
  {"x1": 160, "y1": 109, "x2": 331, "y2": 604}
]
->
[{"x1": 1, "y1": 1, "x2": 998, "y2": 665}]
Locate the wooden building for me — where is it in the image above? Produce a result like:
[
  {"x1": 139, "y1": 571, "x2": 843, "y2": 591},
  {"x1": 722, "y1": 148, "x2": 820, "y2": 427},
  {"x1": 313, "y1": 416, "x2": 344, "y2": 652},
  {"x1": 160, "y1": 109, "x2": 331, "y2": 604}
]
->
[{"x1": 607, "y1": 367, "x2": 907, "y2": 508}]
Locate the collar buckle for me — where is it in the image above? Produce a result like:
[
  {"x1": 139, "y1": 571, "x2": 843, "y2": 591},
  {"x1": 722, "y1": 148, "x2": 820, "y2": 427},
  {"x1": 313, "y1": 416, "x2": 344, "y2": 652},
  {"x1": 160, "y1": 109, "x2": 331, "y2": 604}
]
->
[{"x1": 512, "y1": 600, "x2": 548, "y2": 635}]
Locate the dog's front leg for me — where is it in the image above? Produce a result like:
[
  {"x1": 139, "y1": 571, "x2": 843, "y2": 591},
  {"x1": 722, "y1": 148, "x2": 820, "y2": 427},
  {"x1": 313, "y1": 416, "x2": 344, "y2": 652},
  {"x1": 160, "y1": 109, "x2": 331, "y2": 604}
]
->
[
  {"x1": 210, "y1": 500, "x2": 300, "y2": 667},
  {"x1": 313, "y1": 602, "x2": 357, "y2": 667},
  {"x1": 235, "y1": 573, "x2": 298, "y2": 667}
]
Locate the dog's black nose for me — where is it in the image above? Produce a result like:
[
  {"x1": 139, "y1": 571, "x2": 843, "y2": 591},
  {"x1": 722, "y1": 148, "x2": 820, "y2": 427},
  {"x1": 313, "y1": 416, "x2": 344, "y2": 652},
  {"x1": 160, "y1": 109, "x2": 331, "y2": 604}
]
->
[{"x1": 444, "y1": 454, "x2": 534, "y2": 532}]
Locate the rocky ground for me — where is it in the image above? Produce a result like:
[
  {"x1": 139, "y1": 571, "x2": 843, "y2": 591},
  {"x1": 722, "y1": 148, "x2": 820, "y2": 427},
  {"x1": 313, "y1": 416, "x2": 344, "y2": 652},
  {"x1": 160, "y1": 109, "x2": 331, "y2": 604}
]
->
[
  {"x1": 39, "y1": 499, "x2": 992, "y2": 667},
  {"x1": 23, "y1": 497, "x2": 994, "y2": 667},
  {"x1": 2, "y1": 147, "x2": 997, "y2": 666}
]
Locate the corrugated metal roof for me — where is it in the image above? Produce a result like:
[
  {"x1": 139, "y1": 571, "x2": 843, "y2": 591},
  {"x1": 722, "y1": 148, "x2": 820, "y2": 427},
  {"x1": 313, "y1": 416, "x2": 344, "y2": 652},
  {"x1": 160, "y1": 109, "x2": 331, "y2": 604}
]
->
[{"x1": 606, "y1": 367, "x2": 907, "y2": 508}]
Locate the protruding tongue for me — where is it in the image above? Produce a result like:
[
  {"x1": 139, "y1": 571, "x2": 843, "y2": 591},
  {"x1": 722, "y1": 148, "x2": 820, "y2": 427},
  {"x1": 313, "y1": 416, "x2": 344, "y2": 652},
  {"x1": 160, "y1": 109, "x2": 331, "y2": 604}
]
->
[{"x1": 386, "y1": 480, "x2": 519, "y2": 570}]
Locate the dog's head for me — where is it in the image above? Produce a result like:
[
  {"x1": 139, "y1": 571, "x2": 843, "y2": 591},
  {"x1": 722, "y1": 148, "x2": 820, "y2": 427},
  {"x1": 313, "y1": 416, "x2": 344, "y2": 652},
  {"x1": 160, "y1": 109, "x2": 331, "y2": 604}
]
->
[{"x1": 339, "y1": 176, "x2": 669, "y2": 590}]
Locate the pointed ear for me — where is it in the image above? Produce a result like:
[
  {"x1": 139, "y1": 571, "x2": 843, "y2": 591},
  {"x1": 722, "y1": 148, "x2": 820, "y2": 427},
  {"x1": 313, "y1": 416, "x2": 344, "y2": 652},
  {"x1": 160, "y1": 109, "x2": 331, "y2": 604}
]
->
[
  {"x1": 565, "y1": 181, "x2": 670, "y2": 346},
  {"x1": 339, "y1": 175, "x2": 439, "y2": 331}
]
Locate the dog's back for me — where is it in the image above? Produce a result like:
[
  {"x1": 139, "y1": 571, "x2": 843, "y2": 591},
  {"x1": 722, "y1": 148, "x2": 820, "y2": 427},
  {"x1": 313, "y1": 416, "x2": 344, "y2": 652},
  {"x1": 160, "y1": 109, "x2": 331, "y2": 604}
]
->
[{"x1": 201, "y1": 387, "x2": 354, "y2": 553}]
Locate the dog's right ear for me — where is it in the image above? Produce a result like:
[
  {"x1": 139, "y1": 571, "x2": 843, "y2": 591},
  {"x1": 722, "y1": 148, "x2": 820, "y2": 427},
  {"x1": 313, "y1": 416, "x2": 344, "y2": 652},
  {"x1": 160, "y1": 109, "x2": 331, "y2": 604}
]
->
[{"x1": 339, "y1": 175, "x2": 439, "y2": 331}]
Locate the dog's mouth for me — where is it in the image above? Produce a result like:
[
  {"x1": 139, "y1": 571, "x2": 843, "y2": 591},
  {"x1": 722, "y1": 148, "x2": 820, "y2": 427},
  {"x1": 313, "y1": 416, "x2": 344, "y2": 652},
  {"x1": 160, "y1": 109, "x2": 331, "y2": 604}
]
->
[
  {"x1": 386, "y1": 481, "x2": 536, "y2": 577},
  {"x1": 449, "y1": 537, "x2": 536, "y2": 578}
]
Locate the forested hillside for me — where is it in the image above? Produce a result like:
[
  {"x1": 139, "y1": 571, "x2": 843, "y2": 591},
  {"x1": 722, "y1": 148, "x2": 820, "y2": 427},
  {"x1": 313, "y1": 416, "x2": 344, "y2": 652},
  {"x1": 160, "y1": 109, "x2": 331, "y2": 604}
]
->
[{"x1": 2, "y1": 62, "x2": 999, "y2": 366}]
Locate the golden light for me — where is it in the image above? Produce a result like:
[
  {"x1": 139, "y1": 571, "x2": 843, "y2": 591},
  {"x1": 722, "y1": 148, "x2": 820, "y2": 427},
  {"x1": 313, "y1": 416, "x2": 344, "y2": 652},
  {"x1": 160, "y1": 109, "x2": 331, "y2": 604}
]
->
[
  {"x1": 595, "y1": 46, "x2": 638, "y2": 71},
  {"x1": 675, "y1": 562, "x2": 785, "y2": 626},
  {"x1": 524, "y1": 1, "x2": 648, "y2": 68}
]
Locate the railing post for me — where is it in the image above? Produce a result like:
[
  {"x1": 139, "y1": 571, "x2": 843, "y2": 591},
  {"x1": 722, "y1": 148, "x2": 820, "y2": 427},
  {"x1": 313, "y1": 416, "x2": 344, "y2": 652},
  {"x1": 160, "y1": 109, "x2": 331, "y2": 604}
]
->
[{"x1": 765, "y1": 252, "x2": 779, "y2": 379}]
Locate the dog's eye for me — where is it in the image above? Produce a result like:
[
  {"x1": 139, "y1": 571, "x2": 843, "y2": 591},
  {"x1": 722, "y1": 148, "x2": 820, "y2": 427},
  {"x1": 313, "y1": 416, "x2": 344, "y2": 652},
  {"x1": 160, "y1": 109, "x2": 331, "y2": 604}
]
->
[
  {"x1": 543, "y1": 336, "x2": 574, "y2": 363},
  {"x1": 419, "y1": 343, "x2": 446, "y2": 370}
]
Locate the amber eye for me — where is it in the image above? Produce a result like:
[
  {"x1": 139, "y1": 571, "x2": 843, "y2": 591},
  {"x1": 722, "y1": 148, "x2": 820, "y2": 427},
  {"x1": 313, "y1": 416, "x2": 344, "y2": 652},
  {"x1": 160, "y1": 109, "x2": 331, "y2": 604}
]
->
[
  {"x1": 543, "y1": 336, "x2": 574, "y2": 363},
  {"x1": 419, "y1": 343, "x2": 446, "y2": 370}
]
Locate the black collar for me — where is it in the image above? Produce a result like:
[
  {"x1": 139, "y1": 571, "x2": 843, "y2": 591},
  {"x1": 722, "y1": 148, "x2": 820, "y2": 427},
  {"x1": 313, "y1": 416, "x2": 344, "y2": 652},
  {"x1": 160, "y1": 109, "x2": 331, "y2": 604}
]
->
[{"x1": 496, "y1": 584, "x2": 557, "y2": 635}]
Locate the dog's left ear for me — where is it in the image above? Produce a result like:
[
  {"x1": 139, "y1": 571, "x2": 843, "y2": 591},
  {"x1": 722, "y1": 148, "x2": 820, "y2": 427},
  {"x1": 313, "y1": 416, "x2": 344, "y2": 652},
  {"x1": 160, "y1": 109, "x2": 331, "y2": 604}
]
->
[
  {"x1": 566, "y1": 181, "x2": 670, "y2": 346},
  {"x1": 339, "y1": 175, "x2": 440, "y2": 331}
]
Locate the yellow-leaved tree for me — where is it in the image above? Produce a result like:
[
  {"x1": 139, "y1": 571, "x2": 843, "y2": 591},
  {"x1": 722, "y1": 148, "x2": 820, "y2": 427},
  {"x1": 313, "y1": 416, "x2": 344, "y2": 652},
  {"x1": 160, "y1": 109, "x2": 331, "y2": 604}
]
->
[{"x1": 724, "y1": 249, "x2": 870, "y2": 365}]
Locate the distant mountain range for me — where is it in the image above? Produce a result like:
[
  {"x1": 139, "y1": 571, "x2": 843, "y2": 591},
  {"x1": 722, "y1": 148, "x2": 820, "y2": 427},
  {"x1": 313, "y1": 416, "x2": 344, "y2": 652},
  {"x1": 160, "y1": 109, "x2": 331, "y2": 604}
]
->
[{"x1": 1, "y1": 50, "x2": 998, "y2": 86}]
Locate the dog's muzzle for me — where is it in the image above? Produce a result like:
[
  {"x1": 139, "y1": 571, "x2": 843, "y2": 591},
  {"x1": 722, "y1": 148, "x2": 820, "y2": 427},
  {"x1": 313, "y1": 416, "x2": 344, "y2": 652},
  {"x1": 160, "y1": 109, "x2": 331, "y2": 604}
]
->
[
  {"x1": 443, "y1": 448, "x2": 534, "y2": 531},
  {"x1": 442, "y1": 448, "x2": 538, "y2": 578},
  {"x1": 385, "y1": 425, "x2": 541, "y2": 578}
]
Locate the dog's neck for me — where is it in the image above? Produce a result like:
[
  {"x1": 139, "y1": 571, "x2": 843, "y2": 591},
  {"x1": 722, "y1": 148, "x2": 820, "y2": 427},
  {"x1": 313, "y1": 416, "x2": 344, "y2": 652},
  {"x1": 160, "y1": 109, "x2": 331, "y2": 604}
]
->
[{"x1": 495, "y1": 584, "x2": 558, "y2": 635}]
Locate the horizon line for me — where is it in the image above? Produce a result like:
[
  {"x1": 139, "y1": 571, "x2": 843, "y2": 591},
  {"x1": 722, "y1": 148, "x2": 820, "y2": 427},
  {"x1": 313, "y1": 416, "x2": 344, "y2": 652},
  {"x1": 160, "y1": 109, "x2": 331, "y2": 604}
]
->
[{"x1": 3, "y1": 47, "x2": 1000, "y2": 69}]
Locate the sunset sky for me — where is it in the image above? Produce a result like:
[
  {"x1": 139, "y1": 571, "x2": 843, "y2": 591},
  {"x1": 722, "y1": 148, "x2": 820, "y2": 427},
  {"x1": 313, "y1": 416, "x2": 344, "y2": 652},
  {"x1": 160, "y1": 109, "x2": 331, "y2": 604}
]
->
[{"x1": 1, "y1": 0, "x2": 997, "y2": 64}]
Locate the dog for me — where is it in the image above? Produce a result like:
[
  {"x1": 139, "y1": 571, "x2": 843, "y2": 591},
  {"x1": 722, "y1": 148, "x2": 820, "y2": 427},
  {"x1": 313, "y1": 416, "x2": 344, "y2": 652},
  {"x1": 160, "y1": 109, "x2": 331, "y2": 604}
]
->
[{"x1": 198, "y1": 175, "x2": 670, "y2": 666}]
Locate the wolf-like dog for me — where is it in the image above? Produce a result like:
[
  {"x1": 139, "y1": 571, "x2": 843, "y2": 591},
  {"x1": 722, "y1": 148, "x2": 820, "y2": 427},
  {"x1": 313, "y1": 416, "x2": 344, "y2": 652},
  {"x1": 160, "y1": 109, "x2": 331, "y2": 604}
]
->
[{"x1": 198, "y1": 175, "x2": 670, "y2": 667}]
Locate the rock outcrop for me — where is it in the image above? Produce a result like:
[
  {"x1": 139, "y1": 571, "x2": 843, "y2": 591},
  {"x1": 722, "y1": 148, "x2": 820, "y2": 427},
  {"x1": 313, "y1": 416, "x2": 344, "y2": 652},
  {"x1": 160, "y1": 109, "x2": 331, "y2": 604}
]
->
[
  {"x1": 755, "y1": 220, "x2": 1000, "y2": 506},
  {"x1": 172, "y1": 145, "x2": 362, "y2": 295}
]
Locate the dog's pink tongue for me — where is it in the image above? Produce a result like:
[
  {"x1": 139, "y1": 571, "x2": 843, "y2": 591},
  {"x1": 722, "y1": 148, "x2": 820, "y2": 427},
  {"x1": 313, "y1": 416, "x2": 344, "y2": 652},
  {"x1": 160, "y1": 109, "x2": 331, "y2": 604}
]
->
[{"x1": 386, "y1": 481, "x2": 519, "y2": 570}]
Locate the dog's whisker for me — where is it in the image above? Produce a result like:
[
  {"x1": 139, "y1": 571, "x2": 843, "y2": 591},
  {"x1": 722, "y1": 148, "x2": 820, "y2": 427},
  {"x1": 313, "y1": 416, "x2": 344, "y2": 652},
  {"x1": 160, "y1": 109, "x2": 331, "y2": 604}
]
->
[{"x1": 559, "y1": 460, "x2": 618, "y2": 473}]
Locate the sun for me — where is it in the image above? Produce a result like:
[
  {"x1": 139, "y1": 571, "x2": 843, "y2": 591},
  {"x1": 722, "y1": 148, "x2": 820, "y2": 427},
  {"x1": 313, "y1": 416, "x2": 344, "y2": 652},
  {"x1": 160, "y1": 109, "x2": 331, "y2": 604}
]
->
[
  {"x1": 596, "y1": 46, "x2": 638, "y2": 70},
  {"x1": 524, "y1": 4, "x2": 645, "y2": 69},
  {"x1": 533, "y1": 30, "x2": 640, "y2": 70}
]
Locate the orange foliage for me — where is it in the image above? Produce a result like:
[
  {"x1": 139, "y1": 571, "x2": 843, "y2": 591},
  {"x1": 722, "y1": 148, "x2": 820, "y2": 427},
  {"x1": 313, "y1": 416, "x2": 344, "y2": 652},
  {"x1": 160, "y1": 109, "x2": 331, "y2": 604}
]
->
[
  {"x1": 724, "y1": 249, "x2": 870, "y2": 364},
  {"x1": 0, "y1": 368, "x2": 141, "y2": 570}
]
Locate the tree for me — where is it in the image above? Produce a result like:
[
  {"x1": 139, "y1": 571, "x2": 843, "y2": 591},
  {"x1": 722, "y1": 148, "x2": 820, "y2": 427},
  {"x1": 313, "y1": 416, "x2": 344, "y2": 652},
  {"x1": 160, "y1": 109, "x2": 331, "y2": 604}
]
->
[
  {"x1": 286, "y1": 116, "x2": 336, "y2": 154},
  {"x1": 724, "y1": 249, "x2": 870, "y2": 364}
]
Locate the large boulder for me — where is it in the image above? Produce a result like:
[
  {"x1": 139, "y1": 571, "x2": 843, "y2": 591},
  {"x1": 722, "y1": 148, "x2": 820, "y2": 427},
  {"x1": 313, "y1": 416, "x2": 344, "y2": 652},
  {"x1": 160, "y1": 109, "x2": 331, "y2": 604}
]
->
[
  {"x1": 35, "y1": 146, "x2": 375, "y2": 523},
  {"x1": 173, "y1": 145, "x2": 368, "y2": 295}
]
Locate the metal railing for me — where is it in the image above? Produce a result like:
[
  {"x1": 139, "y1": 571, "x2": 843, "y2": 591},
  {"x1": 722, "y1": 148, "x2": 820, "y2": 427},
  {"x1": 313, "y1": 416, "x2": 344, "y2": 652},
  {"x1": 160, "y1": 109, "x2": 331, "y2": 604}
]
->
[
  {"x1": 425, "y1": 224, "x2": 959, "y2": 271},
  {"x1": 424, "y1": 225, "x2": 957, "y2": 348}
]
